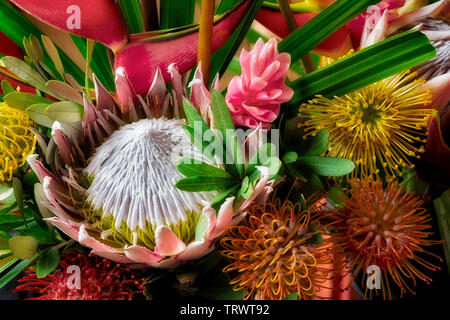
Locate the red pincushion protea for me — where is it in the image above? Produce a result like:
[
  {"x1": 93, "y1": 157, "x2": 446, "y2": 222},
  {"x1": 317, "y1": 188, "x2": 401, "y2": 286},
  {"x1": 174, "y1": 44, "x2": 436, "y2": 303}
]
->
[
  {"x1": 327, "y1": 178, "x2": 443, "y2": 299},
  {"x1": 14, "y1": 251, "x2": 143, "y2": 300}
]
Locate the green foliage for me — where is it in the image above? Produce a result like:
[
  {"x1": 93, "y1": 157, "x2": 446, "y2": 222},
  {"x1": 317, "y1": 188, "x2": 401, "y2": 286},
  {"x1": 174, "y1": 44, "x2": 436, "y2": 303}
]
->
[
  {"x1": 209, "y1": 0, "x2": 264, "y2": 84},
  {"x1": 118, "y1": 0, "x2": 145, "y2": 33},
  {"x1": 36, "y1": 248, "x2": 60, "y2": 279},
  {"x1": 434, "y1": 189, "x2": 450, "y2": 276},
  {"x1": 177, "y1": 96, "x2": 281, "y2": 209},
  {"x1": 278, "y1": 0, "x2": 379, "y2": 60},
  {"x1": 160, "y1": 0, "x2": 196, "y2": 29},
  {"x1": 286, "y1": 30, "x2": 436, "y2": 117}
]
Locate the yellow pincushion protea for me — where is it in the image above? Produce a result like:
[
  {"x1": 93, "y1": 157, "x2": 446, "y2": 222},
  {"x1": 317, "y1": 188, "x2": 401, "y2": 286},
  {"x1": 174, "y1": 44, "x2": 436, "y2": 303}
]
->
[
  {"x1": 0, "y1": 102, "x2": 36, "y2": 181},
  {"x1": 299, "y1": 70, "x2": 433, "y2": 180}
]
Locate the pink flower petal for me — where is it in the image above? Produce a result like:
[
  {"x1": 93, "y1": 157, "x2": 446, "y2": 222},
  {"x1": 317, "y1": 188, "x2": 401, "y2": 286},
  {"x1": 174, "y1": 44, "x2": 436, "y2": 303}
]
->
[
  {"x1": 244, "y1": 124, "x2": 263, "y2": 166},
  {"x1": 424, "y1": 73, "x2": 450, "y2": 111},
  {"x1": 44, "y1": 217, "x2": 80, "y2": 240},
  {"x1": 115, "y1": 66, "x2": 137, "y2": 110},
  {"x1": 124, "y1": 245, "x2": 163, "y2": 264},
  {"x1": 174, "y1": 239, "x2": 213, "y2": 261},
  {"x1": 209, "y1": 196, "x2": 235, "y2": 239},
  {"x1": 78, "y1": 224, "x2": 122, "y2": 253},
  {"x1": 154, "y1": 226, "x2": 186, "y2": 256},
  {"x1": 26, "y1": 155, "x2": 55, "y2": 183},
  {"x1": 52, "y1": 122, "x2": 73, "y2": 165}
]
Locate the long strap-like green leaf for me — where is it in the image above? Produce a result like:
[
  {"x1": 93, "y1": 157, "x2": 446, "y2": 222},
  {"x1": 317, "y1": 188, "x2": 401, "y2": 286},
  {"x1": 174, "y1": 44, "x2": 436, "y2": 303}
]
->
[
  {"x1": 278, "y1": 0, "x2": 380, "y2": 61},
  {"x1": 286, "y1": 30, "x2": 435, "y2": 115}
]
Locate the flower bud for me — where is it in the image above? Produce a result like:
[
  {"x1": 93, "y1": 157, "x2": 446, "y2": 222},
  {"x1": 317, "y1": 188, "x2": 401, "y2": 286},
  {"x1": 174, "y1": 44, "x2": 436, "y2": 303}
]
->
[{"x1": 9, "y1": 236, "x2": 38, "y2": 260}]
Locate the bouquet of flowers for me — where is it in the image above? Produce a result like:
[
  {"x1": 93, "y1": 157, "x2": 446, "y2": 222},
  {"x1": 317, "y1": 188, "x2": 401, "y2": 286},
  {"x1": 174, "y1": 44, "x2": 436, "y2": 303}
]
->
[{"x1": 0, "y1": 0, "x2": 449, "y2": 301}]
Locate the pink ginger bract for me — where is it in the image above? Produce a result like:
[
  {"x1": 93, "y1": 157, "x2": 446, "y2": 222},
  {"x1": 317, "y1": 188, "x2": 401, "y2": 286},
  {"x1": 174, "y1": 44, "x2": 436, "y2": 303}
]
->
[{"x1": 226, "y1": 38, "x2": 293, "y2": 129}]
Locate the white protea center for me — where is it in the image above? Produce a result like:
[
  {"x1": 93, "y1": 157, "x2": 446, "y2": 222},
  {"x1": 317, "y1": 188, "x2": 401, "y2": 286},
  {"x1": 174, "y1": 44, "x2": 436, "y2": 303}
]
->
[{"x1": 83, "y1": 117, "x2": 212, "y2": 234}]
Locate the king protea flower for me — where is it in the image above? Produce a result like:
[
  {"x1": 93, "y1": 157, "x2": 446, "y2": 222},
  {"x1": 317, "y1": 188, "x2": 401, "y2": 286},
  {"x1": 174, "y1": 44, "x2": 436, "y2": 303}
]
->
[
  {"x1": 27, "y1": 64, "x2": 269, "y2": 268},
  {"x1": 14, "y1": 251, "x2": 143, "y2": 300},
  {"x1": 225, "y1": 38, "x2": 293, "y2": 129}
]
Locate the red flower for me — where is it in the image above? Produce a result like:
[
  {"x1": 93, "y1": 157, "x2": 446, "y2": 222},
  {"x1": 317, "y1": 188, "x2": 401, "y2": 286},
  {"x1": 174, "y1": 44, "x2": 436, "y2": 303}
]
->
[{"x1": 14, "y1": 251, "x2": 143, "y2": 300}]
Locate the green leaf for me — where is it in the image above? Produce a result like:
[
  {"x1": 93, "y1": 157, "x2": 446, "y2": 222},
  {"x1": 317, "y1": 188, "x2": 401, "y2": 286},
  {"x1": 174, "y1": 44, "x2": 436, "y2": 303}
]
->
[
  {"x1": 118, "y1": 0, "x2": 145, "y2": 33},
  {"x1": 70, "y1": 36, "x2": 115, "y2": 92},
  {"x1": 297, "y1": 156, "x2": 355, "y2": 177},
  {"x1": 263, "y1": 1, "x2": 319, "y2": 12},
  {"x1": 0, "y1": 254, "x2": 38, "y2": 289},
  {"x1": 3, "y1": 92, "x2": 53, "y2": 111},
  {"x1": 300, "y1": 129, "x2": 329, "y2": 156},
  {"x1": 0, "y1": 213, "x2": 33, "y2": 231},
  {"x1": 175, "y1": 176, "x2": 236, "y2": 192},
  {"x1": 282, "y1": 151, "x2": 298, "y2": 164},
  {"x1": 41, "y1": 35, "x2": 64, "y2": 79},
  {"x1": 210, "y1": 90, "x2": 244, "y2": 177},
  {"x1": 1, "y1": 56, "x2": 57, "y2": 98},
  {"x1": 46, "y1": 80, "x2": 83, "y2": 105},
  {"x1": 287, "y1": 30, "x2": 436, "y2": 114},
  {"x1": 0, "y1": 256, "x2": 18, "y2": 274},
  {"x1": 27, "y1": 103, "x2": 54, "y2": 128},
  {"x1": 36, "y1": 248, "x2": 60, "y2": 279},
  {"x1": 278, "y1": 0, "x2": 379, "y2": 61},
  {"x1": 160, "y1": 0, "x2": 196, "y2": 29},
  {"x1": 46, "y1": 101, "x2": 83, "y2": 123},
  {"x1": 1, "y1": 80, "x2": 15, "y2": 95},
  {"x1": 216, "y1": 0, "x2": 240, "y2": 14},
  {"x1": 177, "y1": 158, "x2": 231, "y2": 178},
  {"x1": 0, "y1": 236, "x2": 9, "y2": 250},
  {"x1": 285, "y1": 293, "x2": 298, "y2": 300},
  {"x1": 12, "y1": 177, "x2": 26, "y2": 228},
  {"x1": 247, "y1": 143, "x2": 277, "y2": 175},
  {"x1": 263, "y1": 157, "x2": 282, "y2": 179},
  {"x1": 210, "y1": 0, "x2": 264, "y2": 82},
  {"x1": 433, "y1": 189, "x2": 450, "y2": 276},
  {"x1": 211, "y1": 184, "x2": 240, "y2": 210},
  {"x1": 182, "y1": 100, "x2": 218, "y2": 163}
]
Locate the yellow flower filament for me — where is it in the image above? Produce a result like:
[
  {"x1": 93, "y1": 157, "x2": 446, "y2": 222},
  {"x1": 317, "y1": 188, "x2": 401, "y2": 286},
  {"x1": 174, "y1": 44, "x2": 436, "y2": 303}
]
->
[
  {"x1": 299, "y1": 70, "x2": 433, "y2": 180},
  {"x1": 0, "y1": 102, "x2": 36, "y2": 181}
]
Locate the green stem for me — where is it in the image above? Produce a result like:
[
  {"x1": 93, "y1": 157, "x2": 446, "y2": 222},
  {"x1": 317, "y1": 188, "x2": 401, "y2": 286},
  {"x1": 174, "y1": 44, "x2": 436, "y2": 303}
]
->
[
  {"x1": 85, "y1": 39, "x2": 94, "y2": 100},
  {"x1": 434, "y1": 189, "x2": 450, "y2": 276},
  {"x1": 277, "y1": 0, "x2": 315, "y2": 73}
]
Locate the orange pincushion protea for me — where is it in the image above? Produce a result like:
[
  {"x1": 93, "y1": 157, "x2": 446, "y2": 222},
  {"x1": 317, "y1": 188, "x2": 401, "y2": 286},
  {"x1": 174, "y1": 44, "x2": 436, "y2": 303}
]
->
[
  {"x1": 328, "y1": 178, "x2": 443, "y2": 299},
  {"x1": 220, "y1": 197, "x2": 334, "y2": 300}
]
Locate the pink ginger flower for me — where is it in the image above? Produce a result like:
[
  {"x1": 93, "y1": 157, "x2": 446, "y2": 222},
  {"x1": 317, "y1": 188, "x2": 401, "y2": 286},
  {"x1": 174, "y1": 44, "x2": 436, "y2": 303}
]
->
[{"x1": 225, "y1": 38, "x2": 293, "y2": 129}]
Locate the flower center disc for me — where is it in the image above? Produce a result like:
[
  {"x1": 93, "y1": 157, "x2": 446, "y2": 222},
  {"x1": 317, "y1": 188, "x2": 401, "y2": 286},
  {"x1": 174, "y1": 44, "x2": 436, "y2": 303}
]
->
[{"x1": 83, "y1": 118, "x2": 211, "y2": 233}]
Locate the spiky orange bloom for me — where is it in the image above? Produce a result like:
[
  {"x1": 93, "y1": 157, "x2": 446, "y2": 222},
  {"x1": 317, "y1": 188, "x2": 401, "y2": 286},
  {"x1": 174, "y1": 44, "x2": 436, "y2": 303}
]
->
[
  {"x1": 328, "y1": 178, "x2": 442, "y2": 299},
  {"x1": 220, "y1": 198, "x2": 334, "y2": 300}
]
